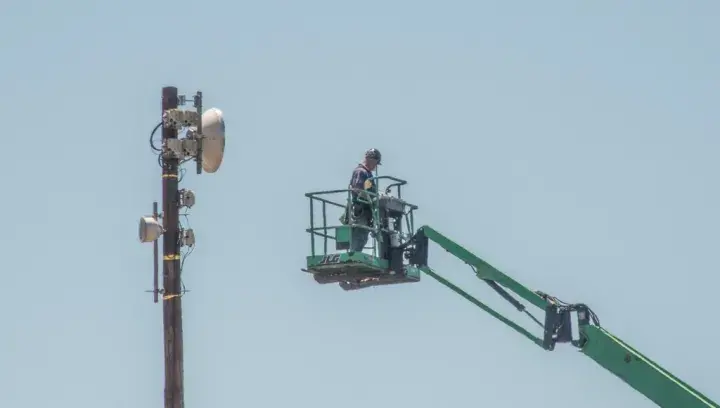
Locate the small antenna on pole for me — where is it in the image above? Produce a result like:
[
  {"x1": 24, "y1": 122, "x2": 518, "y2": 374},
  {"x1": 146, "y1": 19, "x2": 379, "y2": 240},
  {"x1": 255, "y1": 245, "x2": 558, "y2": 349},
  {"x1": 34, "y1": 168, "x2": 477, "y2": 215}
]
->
[{"x1": 137, "y1": 86, "x2": 227, "y2": 408}]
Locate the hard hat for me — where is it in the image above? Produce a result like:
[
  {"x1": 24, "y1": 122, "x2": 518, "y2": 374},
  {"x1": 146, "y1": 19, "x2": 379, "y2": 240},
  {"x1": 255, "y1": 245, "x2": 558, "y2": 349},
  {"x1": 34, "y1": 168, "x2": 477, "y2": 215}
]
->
[{"x1": 365, "y1": 148, "x2": 382, "y2": 164}]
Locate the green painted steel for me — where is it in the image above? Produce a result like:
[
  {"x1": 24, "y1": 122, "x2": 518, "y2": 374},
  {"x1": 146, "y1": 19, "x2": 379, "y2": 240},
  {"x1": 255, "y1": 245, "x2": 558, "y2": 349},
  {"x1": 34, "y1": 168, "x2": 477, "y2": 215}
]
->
[
  {"x1": 306, "y1": 251, "x2": 389, "y2": 271},
  {"x1": 580, "y1": 325, "x2": 719, "y2": 408},
  {"x1": 302, "y1": 177, "x2": 718, "y2": 407},
  {"x1": 419, "y1": 225, "x2": 546, "y2": 309},
  {"x1": 419, "y1": 266, "x2": 544, "y2": 348},
  {"x1": 417, "y1": 225, "x2": 719, "y2": 408},
  {"x1": 403, "y1": 265, "x2": 422, "y2": 281},
  {"x1": 303, "y1": 175, "x2": 422, "y2": 290},
  {"x1": 304, "y1": 175, "x2": 417, "y2": 260}
]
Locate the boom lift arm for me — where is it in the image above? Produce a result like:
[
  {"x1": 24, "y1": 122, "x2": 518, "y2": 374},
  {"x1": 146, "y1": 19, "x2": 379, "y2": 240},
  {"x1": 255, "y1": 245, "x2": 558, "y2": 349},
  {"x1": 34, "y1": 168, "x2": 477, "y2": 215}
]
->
[
  {"x1": 413, "y1": 226, "x2": 719, "y2": 408},
  {"x1": 303, "y1": 175, "x2": 718, "y2": 408}
]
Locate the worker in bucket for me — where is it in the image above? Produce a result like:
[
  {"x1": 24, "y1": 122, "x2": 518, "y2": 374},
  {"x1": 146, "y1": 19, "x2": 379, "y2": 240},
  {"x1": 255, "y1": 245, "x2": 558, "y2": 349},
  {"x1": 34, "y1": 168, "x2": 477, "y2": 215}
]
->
[{"x1": 341, "y1": 148, "x2": 382, "y2": 252}]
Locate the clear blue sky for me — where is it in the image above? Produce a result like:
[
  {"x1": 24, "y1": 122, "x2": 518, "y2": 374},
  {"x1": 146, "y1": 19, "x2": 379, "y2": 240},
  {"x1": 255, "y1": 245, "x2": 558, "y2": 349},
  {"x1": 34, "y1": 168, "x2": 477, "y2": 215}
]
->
[{"x1": 2, "y1": 1, "x2": 719, "y2": 407}]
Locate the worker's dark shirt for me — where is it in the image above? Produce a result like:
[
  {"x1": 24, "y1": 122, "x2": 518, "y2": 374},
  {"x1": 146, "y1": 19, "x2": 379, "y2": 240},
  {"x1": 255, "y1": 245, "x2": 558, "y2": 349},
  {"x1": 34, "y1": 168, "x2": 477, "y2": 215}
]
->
[{"x1": 349, "y1": 164, "x2": 375, "y2": 202}]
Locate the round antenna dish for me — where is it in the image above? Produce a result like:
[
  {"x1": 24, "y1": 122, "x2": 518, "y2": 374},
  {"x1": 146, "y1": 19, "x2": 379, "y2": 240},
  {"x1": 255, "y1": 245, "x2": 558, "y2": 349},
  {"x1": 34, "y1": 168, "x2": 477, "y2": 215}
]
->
[
  {"x1": 139, "y1": 216, "x2": 163, "y2": 243},
  {"x1": 200, "y1": 108, "x2": 226, "y2": 173}
]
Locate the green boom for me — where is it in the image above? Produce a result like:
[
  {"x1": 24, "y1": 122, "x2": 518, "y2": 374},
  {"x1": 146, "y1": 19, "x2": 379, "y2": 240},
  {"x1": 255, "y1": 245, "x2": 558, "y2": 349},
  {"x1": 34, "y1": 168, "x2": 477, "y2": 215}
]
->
[
  {"x1": 418, "y1": 225, "x2": 719, "y2": 408},
  {"x1": 302, "y1": 176, "x2": 718, "y2": 407}
]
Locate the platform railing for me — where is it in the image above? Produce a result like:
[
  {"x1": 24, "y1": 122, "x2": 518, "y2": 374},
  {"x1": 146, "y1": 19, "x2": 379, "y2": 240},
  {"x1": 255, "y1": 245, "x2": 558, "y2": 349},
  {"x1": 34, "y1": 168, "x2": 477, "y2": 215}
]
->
[
  {"x1": 305, "y1": 176, "x2": 415, "y2": 258},
  {"x1": 305, "y1": 188, "x2": 380, "y2": 258}
]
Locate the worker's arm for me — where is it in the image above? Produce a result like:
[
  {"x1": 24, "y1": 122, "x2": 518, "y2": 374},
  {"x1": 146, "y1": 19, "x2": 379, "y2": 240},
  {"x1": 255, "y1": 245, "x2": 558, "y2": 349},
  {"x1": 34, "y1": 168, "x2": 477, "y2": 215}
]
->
[{"x1": 349, "y1": 167, "x2": 375, "y2": 202}]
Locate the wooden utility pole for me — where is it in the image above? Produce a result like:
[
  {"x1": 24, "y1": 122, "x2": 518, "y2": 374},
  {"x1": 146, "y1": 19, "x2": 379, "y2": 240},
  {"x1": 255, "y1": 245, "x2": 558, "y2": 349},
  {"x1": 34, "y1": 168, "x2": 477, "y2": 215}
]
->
[
  {"x1": 141, "y1": 85, "x2": 219, "y2": 408},
  {"x1": 161, "y1": 86, "x2": 185, "y2": 408}
]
